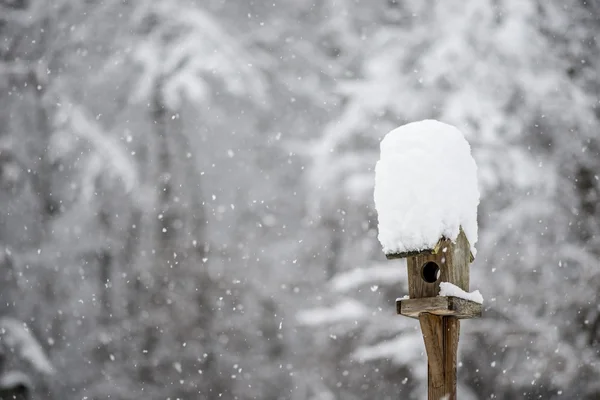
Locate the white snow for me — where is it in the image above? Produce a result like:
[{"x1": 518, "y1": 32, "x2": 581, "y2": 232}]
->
[
  {"x1": 0, "y1": 371, "x2": 32, "y2": 390},
  {"x1": 353, "y1": 332, "x2": 425, "y2": 375},
  {"x1": 374, "y1": 119, "x2": 480, "y2": 255},
  {"x1": 330, "y1": 262, "x2": 407, "y2": 292},
  {"x1": 0, "y1": 317, "x2": 54, "y2": 375},
  {"x1": 438, "y1": 282, "x2": 484, "y2": 304},
  {"x1": 295, "y1": 299, "x2": 368, "y2": 326}
]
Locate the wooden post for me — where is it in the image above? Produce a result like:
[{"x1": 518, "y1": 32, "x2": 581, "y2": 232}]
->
[{"x1": 419, "y1": 314, "x2": 459, "y2": 400}]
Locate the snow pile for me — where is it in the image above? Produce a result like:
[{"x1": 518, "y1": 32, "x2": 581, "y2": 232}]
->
[
  {"x1": 374, "y1": 119, "x2": 479, "y2": 255},
  {"x1": 438, "y1": 282, "x2": 483, "y2": 304}
]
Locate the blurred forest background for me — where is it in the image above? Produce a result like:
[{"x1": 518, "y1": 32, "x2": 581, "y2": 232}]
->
[{"x1": 0, "y1": 0, "x2": 599, "y2": 399}]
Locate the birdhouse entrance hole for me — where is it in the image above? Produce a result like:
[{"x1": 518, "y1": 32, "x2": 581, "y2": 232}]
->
[{"x1": 421, "y1": 261, "x2": 440, "y2": 283}]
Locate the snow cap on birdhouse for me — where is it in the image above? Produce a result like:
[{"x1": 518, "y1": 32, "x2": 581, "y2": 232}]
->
[{"x1": 374, "y1": 119, "x2": 479, "y2": 298}]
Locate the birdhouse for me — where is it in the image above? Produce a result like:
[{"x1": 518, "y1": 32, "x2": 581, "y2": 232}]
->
[
  {"x1": 373, "y1": 119, "x2": 482, "y2": 320},
  {"x1": 387, "y1": 228, "x2": 471, "y2": 297},
  {"x1": 387, "y1": 228, "x2": 481, "y2": 319}
]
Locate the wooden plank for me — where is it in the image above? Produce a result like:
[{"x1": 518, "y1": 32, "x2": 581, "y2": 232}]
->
[
  {"x1": 419, "y1": 314, "x2": 460, "y2": 400},
  {"x1": 419, "y1": 313, "x2": 444, "y2": 389},
  {"x1": 444, "y1": 317, "x2": 460, "y2": 400},
  {"x1": 446, "y1": 229, "x2": 470, "y2": 292},
  {"x1": 397, "y1": 296, "x2": 482, "y2": 319}
]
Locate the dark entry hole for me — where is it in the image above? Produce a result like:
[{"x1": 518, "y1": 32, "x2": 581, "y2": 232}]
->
[{"x1": 421, "y1": 261, "x2": 440, "y2": 283}]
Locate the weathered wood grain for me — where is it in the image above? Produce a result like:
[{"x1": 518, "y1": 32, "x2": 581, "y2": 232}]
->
[
  {"x1": 419, "y1": 314, "x2": 460, "y2": 400},
  {"x1": 419, "y1": 313, "x2": 444, "y2": 389},
  {"x1": 397, "y1": 296, "x2": 482, "y2": 319},
  {"x1": 404, "y1": 229, "x2": 471, "y2": 299},
  {"x1": 443, "y1": 316, "x2": 459, "y2": 400}
]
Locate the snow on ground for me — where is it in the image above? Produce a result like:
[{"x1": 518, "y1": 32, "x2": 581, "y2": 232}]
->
[
  {"x1": 374, "y1": 119, "x2": 479, "y2": 255},
  {"x1": 439, "y1": 282, "x2": 484, "y2": 304}
]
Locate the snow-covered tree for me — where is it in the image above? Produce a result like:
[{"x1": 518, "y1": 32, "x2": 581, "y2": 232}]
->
[
  {"x1": 299, "y1": 1, "x2": 600, "y2": 399},
  {"x1": 2, "y1": 0, "x2": 600, "y2": 399}
]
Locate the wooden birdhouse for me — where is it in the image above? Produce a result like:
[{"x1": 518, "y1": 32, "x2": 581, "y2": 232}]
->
[{"x1": 387, "y1": 228, "x2": 481, "y2": 320}]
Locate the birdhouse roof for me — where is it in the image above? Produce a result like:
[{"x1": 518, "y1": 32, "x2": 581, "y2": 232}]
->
[
  {"x1": 374, "y1": 119, "x2": 479, "y2": 257},
  {"x1": 385, "y1": 231, "x2": 475, "y2": 262}
]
